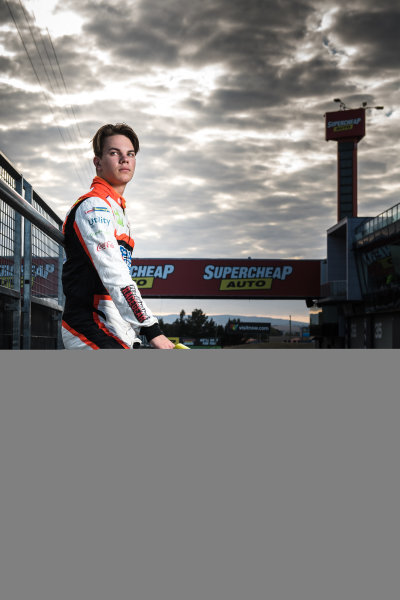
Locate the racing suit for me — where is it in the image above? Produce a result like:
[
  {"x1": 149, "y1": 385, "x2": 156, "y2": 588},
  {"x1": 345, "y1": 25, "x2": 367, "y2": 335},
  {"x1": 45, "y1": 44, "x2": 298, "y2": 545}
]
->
[{"x1": 61, "y1": 176, "x2": 162, "y2": 349}]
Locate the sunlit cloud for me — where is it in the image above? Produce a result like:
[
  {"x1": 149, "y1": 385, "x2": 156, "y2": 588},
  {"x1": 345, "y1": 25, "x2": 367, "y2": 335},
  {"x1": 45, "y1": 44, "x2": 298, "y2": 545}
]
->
[{"x1": 24, "y1": 0, "x2": 85, "y2": 37}]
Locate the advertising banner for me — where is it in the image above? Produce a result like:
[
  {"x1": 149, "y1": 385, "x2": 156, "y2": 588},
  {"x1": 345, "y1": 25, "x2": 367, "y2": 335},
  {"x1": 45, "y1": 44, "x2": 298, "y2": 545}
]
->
[
  {"x1": 227, "y1": 322, "x2": 271, "y2": 334},
  {"x1": 131, "y1": 258, "x2": 321, "y2": 299},
  {"x1": 325, "y1": 108, "x2": 365, "y2": 141},
  {"x1": 0, "y1": 257, "x2": 59, "y2": 297}
]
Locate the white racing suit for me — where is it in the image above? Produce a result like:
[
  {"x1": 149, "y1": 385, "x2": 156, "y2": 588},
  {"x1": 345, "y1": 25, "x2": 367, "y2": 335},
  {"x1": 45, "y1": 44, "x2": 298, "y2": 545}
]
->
[{"x1": 61, "y1": 176, "x2": 162, "y2": 349}]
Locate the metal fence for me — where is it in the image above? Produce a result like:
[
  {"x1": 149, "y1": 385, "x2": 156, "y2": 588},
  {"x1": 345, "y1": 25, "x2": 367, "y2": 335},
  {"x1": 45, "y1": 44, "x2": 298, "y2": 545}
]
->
[
  {"x1": 0, "y1": 151, "x2": 65, "y2": 349},
  {"x1": 354, "y1": 201, "x2": 400, "y2": 244}
]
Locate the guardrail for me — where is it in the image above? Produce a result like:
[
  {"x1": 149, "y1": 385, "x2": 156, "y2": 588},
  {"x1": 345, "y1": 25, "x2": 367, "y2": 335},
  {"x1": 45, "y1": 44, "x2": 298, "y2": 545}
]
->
[
  {"x1": 354, "y1": 201, "x2": 400, "y2": 245},
  {"x1": 0, "y1": 151, "x2": 65, "y2": 349}
]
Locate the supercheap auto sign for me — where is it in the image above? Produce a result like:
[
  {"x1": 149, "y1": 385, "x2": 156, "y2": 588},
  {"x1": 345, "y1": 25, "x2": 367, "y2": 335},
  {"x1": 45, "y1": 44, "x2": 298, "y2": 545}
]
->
[
  {"x1": 130, "y1": 258, "x2": 321, "y2": 299},
  {"x1": 0, "y1": 257, "x2": 59, "y2": 297},
  {"x1": 325, "y1": 108, "x2": 365, "y2": 141}
]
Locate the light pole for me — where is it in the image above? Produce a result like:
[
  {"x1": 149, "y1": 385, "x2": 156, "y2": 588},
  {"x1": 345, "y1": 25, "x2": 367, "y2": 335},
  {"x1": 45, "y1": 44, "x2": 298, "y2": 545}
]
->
[{"x1": 333, "y1": 98, "x2": 384, "y2": 112}]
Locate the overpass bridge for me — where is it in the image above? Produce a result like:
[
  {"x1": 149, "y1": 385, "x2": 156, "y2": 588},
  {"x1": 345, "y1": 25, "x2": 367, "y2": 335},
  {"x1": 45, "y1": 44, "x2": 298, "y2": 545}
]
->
[{"x1": 130, "y1": 257, "x2": 321, "y2": 303}]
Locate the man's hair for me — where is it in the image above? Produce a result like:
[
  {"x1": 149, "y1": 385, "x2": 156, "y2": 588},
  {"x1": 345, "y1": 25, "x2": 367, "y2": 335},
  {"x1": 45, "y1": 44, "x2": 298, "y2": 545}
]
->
[{"x1": 92, "y1": 123, "x2": 140, "y2": 157}]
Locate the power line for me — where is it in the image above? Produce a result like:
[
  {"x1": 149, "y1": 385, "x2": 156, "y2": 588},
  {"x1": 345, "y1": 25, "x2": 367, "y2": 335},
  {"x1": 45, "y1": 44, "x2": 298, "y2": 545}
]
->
[
  {"x1": 43, "y1": 25, "x2": 94, "y2": 181},
  {"x1": 5, "y1": 0, "x2": 93, "y2": 185},
  {"x1": 23, "y1": 1, "x2": 93, "y2": 181},
  {"x1": 5, "y1": 0, "x2": 71, "y2": 153},
  {"x1": 45, "y1": 27, "x2": 83, "y2": 137},
  {"x1": 18, "y1": 0, "x2": 56, "y2": 95}
]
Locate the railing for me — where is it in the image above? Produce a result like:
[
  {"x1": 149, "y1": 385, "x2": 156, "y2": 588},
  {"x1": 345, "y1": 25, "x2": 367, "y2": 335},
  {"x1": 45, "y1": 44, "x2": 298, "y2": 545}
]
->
[
  {"x1": 354, "y1": 202, "x2": 400, "y2": 243},
  {"x1": 0, "y1": 151, "x2": 65, "y2": 349}
]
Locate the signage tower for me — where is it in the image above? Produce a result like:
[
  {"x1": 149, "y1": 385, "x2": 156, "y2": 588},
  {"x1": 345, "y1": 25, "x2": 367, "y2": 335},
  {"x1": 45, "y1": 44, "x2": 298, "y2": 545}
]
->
[
  {"x1": 325, "y1": 105, "x2": 365, "y2": 222},
  {"x1": 325, "y1": 99, "x2": 383, "y2": 222}
]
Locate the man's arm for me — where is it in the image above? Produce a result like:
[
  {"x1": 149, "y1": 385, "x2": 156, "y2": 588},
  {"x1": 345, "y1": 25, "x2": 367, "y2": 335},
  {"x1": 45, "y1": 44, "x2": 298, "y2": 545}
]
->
[{"x1": 73, "y1": 197, "x2": 166, "y2": 338}]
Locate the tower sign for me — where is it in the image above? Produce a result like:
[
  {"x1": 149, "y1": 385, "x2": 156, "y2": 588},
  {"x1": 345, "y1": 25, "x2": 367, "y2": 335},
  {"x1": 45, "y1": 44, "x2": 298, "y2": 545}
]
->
[{"x1": 325, "y1": 107, "x2": 366, "y2": 221}]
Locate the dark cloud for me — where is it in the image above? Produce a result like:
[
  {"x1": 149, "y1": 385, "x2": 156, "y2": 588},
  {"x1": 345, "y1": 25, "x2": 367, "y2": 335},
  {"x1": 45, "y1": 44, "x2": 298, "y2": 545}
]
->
[
  {"x1": 0, "y1": 56, "x2": 14, "y2": 76},
  {"x1": 58, "y1": 0, "x2": 314, "y2": 82},
  {"x1": 279, "y1": 56, "x2": 354, "y2": 99},
  {"x1": 0, "y1": 85, "x2": 42, "y2": 123},
  {"x1": 330, "y1": 6, "x2": 400, "y2": 71}
]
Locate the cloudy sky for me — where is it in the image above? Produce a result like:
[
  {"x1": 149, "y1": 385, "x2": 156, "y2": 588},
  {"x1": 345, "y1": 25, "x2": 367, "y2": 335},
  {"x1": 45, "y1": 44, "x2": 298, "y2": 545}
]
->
[{"x1": 1, "y1": 0, "x2": 399, "y2": 322}]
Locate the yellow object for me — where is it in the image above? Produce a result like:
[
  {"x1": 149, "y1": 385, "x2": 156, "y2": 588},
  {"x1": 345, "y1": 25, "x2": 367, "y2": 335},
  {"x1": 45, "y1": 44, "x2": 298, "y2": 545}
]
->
[{"x1": 174, "y1": 343, "x2": 191, "y2": 349}]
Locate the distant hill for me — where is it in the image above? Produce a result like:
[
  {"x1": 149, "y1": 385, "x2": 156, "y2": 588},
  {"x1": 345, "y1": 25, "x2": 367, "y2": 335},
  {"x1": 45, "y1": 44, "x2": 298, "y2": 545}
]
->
[{"x1": 156, "y1": 313, "x2": 308, "y2": 333}]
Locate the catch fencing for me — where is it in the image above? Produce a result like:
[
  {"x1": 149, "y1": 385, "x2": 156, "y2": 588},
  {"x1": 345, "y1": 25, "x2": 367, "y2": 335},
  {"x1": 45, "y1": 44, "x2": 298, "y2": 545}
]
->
[{"x1": 0, "y1": 151, "x2": 65, "y2": 349}]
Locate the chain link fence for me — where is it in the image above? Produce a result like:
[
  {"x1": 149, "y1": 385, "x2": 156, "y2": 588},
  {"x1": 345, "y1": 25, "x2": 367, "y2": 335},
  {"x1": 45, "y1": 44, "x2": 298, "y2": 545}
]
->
[{"x1": 0, "y1": 151, "x2": 65, "y2": 349}]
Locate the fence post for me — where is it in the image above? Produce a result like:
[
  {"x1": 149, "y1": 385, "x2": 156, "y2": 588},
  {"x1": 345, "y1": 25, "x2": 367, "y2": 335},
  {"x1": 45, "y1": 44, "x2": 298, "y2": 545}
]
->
[
  {"x1": 13, "y1": 177, "x2": 23, "y2": 349},
  {"x1": 57, "y1": 242, "x2": 65, "y2": 349},
  {"x1": 22, "y1": 181, "x2": 32, "y2": 350}
]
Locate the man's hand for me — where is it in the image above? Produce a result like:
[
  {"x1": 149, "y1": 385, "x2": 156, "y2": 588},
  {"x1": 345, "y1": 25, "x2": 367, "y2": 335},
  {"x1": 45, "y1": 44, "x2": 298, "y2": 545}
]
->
[{"x1": 149, "y1": 334, "x2": 175, "y2": 349}]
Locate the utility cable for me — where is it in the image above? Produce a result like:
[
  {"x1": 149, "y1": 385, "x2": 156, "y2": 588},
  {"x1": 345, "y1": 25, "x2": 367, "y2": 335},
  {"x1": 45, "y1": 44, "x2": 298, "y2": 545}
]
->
[{"x1": 5, "y1": 0, "x2": 91, "y2": 187}]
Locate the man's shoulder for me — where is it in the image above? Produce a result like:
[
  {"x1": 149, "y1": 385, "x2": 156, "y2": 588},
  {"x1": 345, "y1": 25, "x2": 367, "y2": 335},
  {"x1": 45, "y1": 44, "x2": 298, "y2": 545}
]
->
[
  {"x1": 73, "y1": 194, "x2": 113, "y2": 214},
  {"x1": 64, "y1": 194, "x2": 113, "y2": 230}
]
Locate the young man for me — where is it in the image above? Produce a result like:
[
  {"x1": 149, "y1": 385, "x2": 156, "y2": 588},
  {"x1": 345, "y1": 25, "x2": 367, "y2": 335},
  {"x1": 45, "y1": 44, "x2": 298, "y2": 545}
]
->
[{"x1": 61, "y1": 123, "x2": 175, "y2": 349}]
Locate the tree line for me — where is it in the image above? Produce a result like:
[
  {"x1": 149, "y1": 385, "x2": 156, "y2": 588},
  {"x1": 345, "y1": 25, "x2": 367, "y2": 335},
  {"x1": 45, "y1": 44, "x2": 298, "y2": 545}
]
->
[
  {"x1": 158, "y1": 309, "x2": 282, "y2": 346},
  {"x1": 158, "y1": 309, "x2": 222, "y2": 343}
]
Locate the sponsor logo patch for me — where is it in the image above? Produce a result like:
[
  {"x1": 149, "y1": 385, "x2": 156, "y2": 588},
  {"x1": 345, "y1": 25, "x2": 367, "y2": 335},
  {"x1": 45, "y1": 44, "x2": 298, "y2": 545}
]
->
[
  {"x1": 119, "y1": 246, "x2": 132, "y2": 267},
  {"x1": 121, "y1": 284, "x2": 148, "y2": 322},
  {"x1": 97, "y1": 241, "x2": 115, "y2": 251},
  {"x1": 88, "y1": 216, "x2": 111, "y2": 227},
  {"x1": 85, "y1": 206, "x2": 111, "y2": 214},
  {"x1": 114, "y1": 208, "x2": 124, "y2": 226}
]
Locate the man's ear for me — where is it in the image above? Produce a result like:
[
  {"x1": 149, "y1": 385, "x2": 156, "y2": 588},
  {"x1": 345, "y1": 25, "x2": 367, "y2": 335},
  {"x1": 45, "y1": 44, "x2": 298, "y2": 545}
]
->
[{"x1": 93, "y1": 156, "x2": 101, "y2": 170}]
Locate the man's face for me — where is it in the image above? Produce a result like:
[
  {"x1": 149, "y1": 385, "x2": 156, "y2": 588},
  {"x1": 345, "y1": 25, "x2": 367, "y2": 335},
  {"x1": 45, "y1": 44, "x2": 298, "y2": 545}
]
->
[{"x1": 93, "y1": 134, "x2": 136, "y2": 194}]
